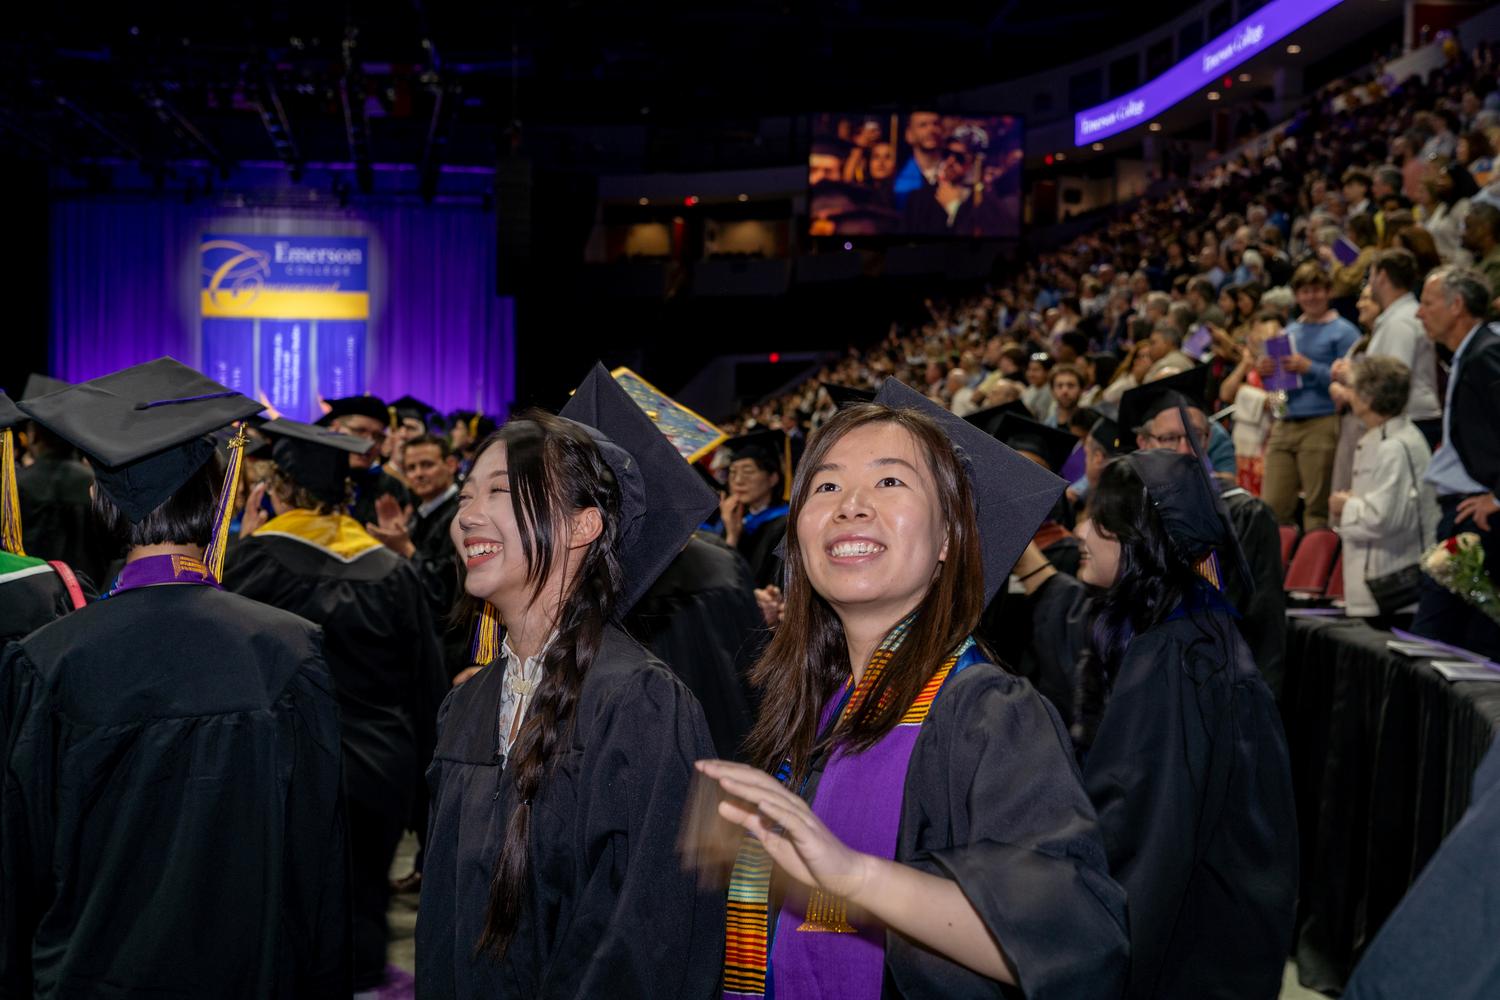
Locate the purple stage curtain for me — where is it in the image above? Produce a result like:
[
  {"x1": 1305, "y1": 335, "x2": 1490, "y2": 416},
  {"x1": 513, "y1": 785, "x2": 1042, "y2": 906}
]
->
[{"x1": 50, "y1": 196, "x2": 513, "y2": 416}]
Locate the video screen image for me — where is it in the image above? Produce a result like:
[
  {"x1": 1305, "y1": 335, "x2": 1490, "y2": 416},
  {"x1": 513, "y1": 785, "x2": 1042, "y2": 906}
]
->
[{"x1": 809, "y1": 112, "x2": 1023, "y2": 239}]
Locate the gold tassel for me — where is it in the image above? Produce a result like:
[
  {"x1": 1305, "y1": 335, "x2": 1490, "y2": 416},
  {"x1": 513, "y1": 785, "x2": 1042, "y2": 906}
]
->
[
  {"x1": 203, "y1": 423, "x2": 248, "y2": 580},
  {"x1": 796, "y1": 889, "x2": 857, "y2": 934},
  {"x1": 1, "y1": 428, "x2": 24, "y2": 556},
  {"x1": 471, "y1": 603, "x2": 500, "y2": 666}
]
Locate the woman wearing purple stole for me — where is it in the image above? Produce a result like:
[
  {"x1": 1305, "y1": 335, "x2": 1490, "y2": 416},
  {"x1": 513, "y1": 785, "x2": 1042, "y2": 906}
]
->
[{"x1": 692, "y1": 378, "x2": 1129, "y2": 999}]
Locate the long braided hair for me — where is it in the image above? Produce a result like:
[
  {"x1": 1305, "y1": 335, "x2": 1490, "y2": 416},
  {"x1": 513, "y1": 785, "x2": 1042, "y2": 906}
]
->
[{"x1": 464, "y1": 411, "x2": 625, "y2": 958}]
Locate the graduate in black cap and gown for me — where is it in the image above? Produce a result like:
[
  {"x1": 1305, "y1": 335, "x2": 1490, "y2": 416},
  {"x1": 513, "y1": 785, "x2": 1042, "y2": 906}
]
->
[
  {"x1": 718, "y1": 429, "x2": 793, "y2": 591},
  {"x1": 13, "y1": 375, "x2": 105, "y2": 585},
  {"x1": 1011, "y1": 404, "x2": 1297, "y2": 1000},
  {"x1": 0, "y1": 392, "x2": 93, "y2": 643},
  {"x1": 688, "y1": 378, "x2": 1128, "y2": 999},
  {"x1": 416, "y1": 363, "x2": 725, "y2": 999},
  {"x1": 1116, "y1": 369, "x2": 1287, "y2": 695},
  {"x1": 2, "y1": 358, "x2": 348, "y2": 997},
  {"x1": 225, "y1": 417, "x2": 446, "y2": 994},
  {"x1": 318, "y1": 393, "x2": 411, "y2": 527}
]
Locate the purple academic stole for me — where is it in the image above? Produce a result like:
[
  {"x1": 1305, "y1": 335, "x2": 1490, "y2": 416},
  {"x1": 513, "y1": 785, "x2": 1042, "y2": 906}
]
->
[
  {"x1": 765, "y1": 636, "x2": 977, "y2": 1000},
  {"x1": 106, "y1": 553, "x2": 222, "y2": 597}
]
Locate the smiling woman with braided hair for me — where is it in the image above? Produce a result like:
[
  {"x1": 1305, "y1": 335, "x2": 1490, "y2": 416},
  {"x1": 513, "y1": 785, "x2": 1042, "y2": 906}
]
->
[{"x1": 416, "y1": 365, "x2": 725, "y2": 999}]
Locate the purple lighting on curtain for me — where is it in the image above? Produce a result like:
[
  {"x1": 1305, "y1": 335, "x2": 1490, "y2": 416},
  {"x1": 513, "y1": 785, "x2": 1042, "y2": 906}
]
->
[{"x1": 50, "y1": 198, "x2": 514, "y2": 417}]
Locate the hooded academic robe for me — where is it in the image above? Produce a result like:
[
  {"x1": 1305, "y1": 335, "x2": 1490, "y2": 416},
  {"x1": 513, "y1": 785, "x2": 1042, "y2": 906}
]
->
[
  {"x1": 1075, "y1": 580, "x2": 1299, "y2": 1000},
  {"x1": 223, "y1": 510, "x2": 446, "y2": 990},
  {"x1": 625, "y1": 531, "x2": 763, "y2": 760},
  {"x1": 0, "y1": 553, "x2": 92, "y2": 644},
  {"x1": 0, "y1": 585, "x2": 348, "y2": 998},
  {"x1": 416, "y1": 623, "x2": 725, "y2": 1000},
  {"x1": 734, "y1": 505, "x2": 788, "y2": 590},
  {"x1": 761, "y1": 662, "x2": 1130, "y2": 999}
]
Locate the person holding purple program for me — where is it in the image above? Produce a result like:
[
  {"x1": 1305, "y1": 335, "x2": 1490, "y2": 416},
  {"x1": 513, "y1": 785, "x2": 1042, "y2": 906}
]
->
[{"x1": 685, "y1": 377, "x2": 1128, "y2": 1000}]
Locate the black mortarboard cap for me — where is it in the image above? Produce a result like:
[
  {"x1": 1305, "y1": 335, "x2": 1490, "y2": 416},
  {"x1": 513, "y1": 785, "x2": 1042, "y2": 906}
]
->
[
  {"x1": 823, "y1": 383, "x2": 876, "y2": 409},
  {"x1": 391, "y1": 394, "x2": 438, "y2": 424},
  {"x1": 0, "y1": 393, "x2": 22, "y2": 432},
  {"x1": 21, "y1": 373, "x2": 69, "y2": 402},
  {"x1": 258, "y1": 417, "x2": 377, "y2": 504},
  {"x1": 1089, "y1": 417, "x2": 1126, "y2": 457},
  {"x1": 962, "y1": 399, "x2": 1032, "y2": 439},
  {"x1": 559, "y1": 362, "x2": 719, "y2": 613},
  {"x1": 1116, "y1": 366, "x2": 1209, "y2": 453},
  {"x1": 872, "y1": 378, "x2": 1066, "y2": 603},
  {"x1": 316, "y1": 393, "x2": 389, "y2": 428},
  {"x1": 1123, "y1": 402, "x2": 1253, "y2": 595},
  {"x1": 991, "y1": 412, "x2": 1078, "y2": 475},
  {"x1": 18, "y1": 357, "x2": 262, "y2": 523}
]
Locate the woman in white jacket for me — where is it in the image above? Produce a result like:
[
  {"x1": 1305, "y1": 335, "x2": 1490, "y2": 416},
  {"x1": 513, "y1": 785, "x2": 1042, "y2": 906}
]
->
[{"x1": 1329, "y1": 355, "x2": 1439, "y2": 623}]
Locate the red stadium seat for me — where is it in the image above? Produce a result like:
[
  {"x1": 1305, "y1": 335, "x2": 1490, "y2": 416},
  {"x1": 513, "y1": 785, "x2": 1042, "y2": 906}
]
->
[
  {"x1": 1279, "y1": 525, "x2": 1300, "y2": 572},
  {"x1": 1324, "y1": 552, "x2": 1345, "y2": 603},
  {"x1": 1285, "y1": 529, "x2": 1340, "y2": 597}
]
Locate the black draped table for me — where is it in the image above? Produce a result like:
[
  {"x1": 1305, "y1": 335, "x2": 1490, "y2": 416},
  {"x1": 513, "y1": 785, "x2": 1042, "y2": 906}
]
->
[{"x1": 1282, "y1": 614, "x2": 1500, "y2": 994}]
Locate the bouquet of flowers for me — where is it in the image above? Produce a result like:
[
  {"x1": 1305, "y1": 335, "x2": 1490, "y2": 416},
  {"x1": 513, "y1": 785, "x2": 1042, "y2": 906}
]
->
[{"x1": 1422, "y1": 534, "x2": 1500, "y2": 624}]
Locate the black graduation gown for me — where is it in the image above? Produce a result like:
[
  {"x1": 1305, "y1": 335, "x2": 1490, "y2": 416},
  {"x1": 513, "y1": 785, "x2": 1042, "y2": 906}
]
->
[
  {"x1": 408, "y1": 489, "x2": 468, "y2": 678},
  {"x1": 224, "y1": 522, "x2": 446, "y2": 988},
  {"x1": 1219, "y1": 487, "x2": 1288, "y2": 697},
  {"x1": 978, "y1": 528, "x2": 1081, "y2": 723},
  {"x1": 737, "y1": 511, "x2": 787, "y2": 590},
  {"x1": 624, "y1": 531, "x2": 763, "y2": 759},
  {"x1": 16, "y1": 457, "x2": 106, "y2": 585},
  {"x1": 417, "y1": 623, "x2": 726, "y2": 1000},
  {"x1": 0, "y1": 558, "x2": 93, "y2": 644},
  {"x1": 786, "y1": 663, "x2": 1129, "y2": 999},
  {"x1": 1019, "y1": 572, "x2": 1096, "y2": 729},
  {"x1": 1082, "y1": 594, "x2": 1298, "y2": 1000},
  {"x1": 0, "y1": 585, "x2": 348, "y2": 998}
]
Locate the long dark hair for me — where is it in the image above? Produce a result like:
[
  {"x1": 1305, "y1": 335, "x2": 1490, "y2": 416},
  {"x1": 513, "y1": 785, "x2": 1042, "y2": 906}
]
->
[
  {"x1": 464, "y1": 410, "x2": 625, "y2": 958},
  {"x1": 1072, "y1": 458, "x2": 1212, "y2": 751},
  {"x1": 743, "y1": 403, "x2": 986, "y2": 784}
]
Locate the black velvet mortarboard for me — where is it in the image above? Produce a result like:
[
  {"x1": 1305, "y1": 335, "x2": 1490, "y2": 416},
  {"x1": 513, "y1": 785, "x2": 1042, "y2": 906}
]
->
[
  {"x1": 1116, "y1": 366, "x2": 1209, "y2": 452},
  {"x1": 1089, "y1": 417, "x2": 1126, "y2": 457},
  {"x1": 18, "y1": 357, "x2": 262, "y2": 523},
  {"x1": 823, "y1": 383, "x2": 876, "y2": 409},
  {"x1": 872, "y1": 378, "x2": 1066, "y2": 603},
  {"x1": 0, "y1": 393, "x2": 22, "y2": 432},
  {"x1": 390, "y1": 394, "x2": 438, "y2": 426},
  {"x1": 990, "y1": 412, "x2": 1079, "y2": 475},
  {"x1": 558, "y1": 362, "x2": 720, "y2": 614},
  {"x1": 20, "y1": 373, "x2": 69, "y2": 402},
  {"x1": 316, "y1": 394, "x2": 390, "y2": 428},
  {"x1": 1122, "y1": 402, "x2": 1253, "y2": 595},
  {"x1": 258, "y1": 417, "x2": 376, "y2": 504},
  {"x1": 962, "y1": 399, "x2": 1032, "y2": 438}
]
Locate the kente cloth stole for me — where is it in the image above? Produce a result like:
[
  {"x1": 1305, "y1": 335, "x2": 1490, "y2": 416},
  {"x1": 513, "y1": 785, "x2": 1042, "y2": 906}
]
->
[{"x1": 722, "y1": 622, "x2": 977, "y2": 1000}]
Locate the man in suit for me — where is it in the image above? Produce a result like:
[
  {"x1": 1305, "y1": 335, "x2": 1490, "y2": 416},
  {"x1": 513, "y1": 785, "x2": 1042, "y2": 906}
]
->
[{"x1": 1414, "y1": 266, "x2": 1500, "y2": 659}]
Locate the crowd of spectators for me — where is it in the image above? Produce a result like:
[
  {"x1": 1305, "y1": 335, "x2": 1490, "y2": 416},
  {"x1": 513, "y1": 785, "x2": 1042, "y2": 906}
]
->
[{"x1": 719, "y1": 35, "x2": 1500, "y2": 656}]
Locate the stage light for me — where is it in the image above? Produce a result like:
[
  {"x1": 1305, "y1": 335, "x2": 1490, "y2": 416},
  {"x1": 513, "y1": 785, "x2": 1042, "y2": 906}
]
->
[
  {"x1": 737, "y1": 193, "x2": 749, "y2": 202},
  {"x1": 1223, "y1": 77, "x2": 1232, "y2": 88},
  {"x1": 1238, "y1": 72, "x2": 1252, "y2": 82},
  {"x1": 1286, "y1": 44, "x2": 1301, "y2": 54},
  {"x1": 638, "y1": 197, "x2": 649, "y2": 206},
  {"x1": 843, "y1": 242, "x2": 853, "y2": 250},
  {"x1": 1055, "y1": 152, "x2": 1066, "y2": 161},
  {"x1": 769, "y1": 352, "x2": 781, "y2": 363},
  {"x1": 684, "y1": 195, "x2": 699, "y2": 206},
  {"x1": 1207, "y1": 91, "x2": 1221, "y2": 101},
  {"x1": 1149, "y1": 122, "x2": 1163, "y2": 132},
  {"x1": 1045, "y1": 154, "x2": 1054, "y2": 165},
  {"x1": 1091, "y1": 142, "x2": 1104, "y2": 151}
]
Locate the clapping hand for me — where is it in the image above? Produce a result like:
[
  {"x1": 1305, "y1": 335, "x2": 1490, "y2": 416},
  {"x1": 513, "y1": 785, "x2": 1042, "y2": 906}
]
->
[
  {"x1": 366, "y1": 493, "x2": 416, "y2": 558},
  {"x1": 754, "y1": 585, "x2": 784, "y2": 627},
  {"x1": 720, "y1": 494, "x2": 745, "y2": 546},
  {"x1": 691, "y1": 760, "x2": 873, "y2": 901},
  {"x1": 239, "y1": 482, "x2": 270, "y2": 539}
]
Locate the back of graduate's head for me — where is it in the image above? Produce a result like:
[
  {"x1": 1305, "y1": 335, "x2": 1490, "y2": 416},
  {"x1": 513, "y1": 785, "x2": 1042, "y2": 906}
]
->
[
  {"x1": 457, "y1": 410, "x2": 623, "y2": 959},
  {"x1": 90, "y1": 450, "x2": 221, "y2": 557},
  {"x1": 745, "y1": 401, "x2": 984, "y2": 783}
]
